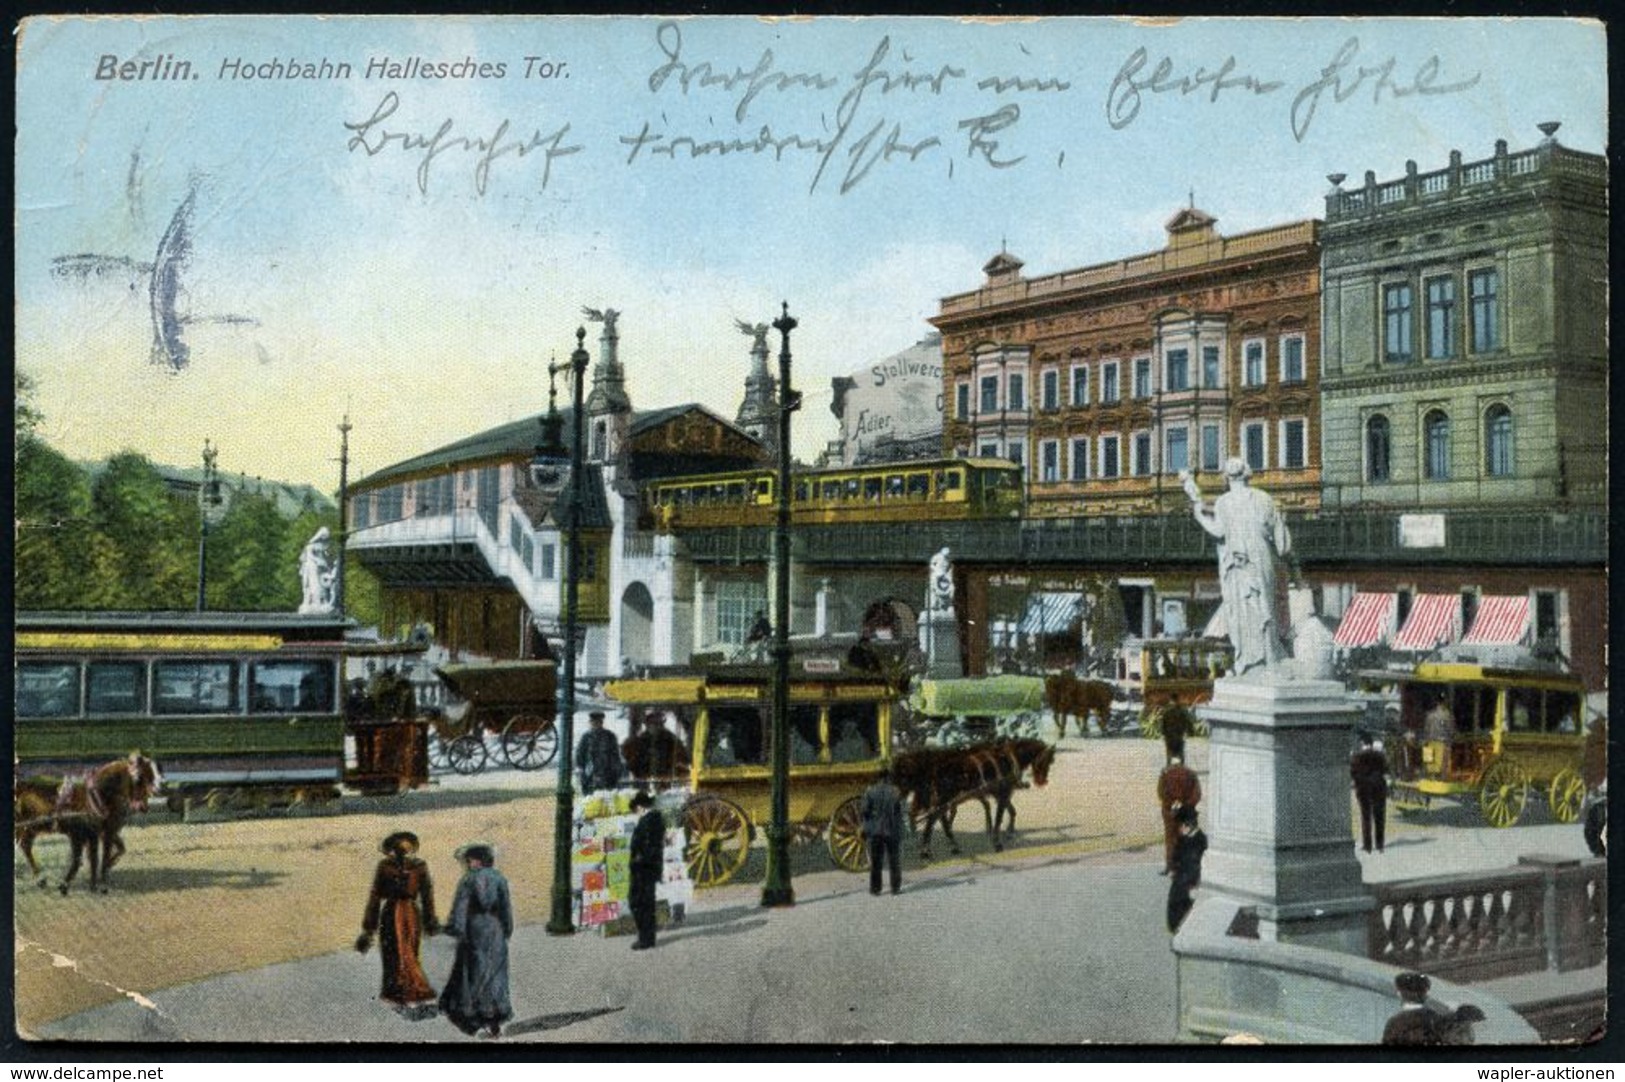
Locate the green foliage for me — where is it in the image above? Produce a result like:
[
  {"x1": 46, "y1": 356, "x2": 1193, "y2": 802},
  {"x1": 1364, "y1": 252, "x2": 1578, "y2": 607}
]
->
[
  {"x1": 89, "y1": 452, "x2": 199, "y2": 608},
  {"x1": 14, "y1": 438, "x2": 109, "y2": 608},
  {"x1": 208, "y1": 491, "x2": 294, "y2": 610}
]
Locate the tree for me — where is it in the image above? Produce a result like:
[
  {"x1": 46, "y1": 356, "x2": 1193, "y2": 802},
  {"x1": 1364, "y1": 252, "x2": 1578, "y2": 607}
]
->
[
  {"x1": 208, "y1": 492, "x2": 293, "y2": 610},
  {"x1": 90, "y1": 452, "x2": 198, "y2": 608},
  {"x1": 14, "y1": 438, "x2": 117, "y2": 609}
]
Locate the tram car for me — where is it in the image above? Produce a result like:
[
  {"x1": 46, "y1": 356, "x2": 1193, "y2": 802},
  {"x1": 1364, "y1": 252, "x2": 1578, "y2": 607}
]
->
[
  {"x1": 1135, "y1": 637, "x2": 1232, "y2": 739},
  {"x1": 1371, "y1": 660, "x2": 1595, "y2": 828},
  {"x1": 644, "y1": 456, "x2": 1024, "y2": 530},
  {"x1": 14, "y1": 610, "x2": 430, "y2": 816},
  {"x1": 603, "y1": 665, "x2": 898, "y2": 887}
]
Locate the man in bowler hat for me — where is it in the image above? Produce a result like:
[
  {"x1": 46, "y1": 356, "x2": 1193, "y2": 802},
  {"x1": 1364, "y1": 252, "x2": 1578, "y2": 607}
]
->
[{"x1": 628, "y1": 791, "x2": 665, "y2": 950}]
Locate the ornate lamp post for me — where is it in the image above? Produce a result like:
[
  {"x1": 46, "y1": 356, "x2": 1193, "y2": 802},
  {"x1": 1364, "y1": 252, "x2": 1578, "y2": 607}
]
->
[
  {"x1": 195, "y1": 439, "x2": 225, "y2": 611},
  {"x1": 545, "y1": 327, "x2": 591, "y2": 936},
  {"x1": 762, "y1": 302, "x2": 801, "y2": 908},
  {"x1": 335, "y1": 413, "x2": 352, "y2": 616}
]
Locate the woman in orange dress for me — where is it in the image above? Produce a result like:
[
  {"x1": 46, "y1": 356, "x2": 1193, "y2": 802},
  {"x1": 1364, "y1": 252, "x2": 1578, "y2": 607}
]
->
[{"x1": 357, "y1": 830, "x2": 439, "y2": 1016}]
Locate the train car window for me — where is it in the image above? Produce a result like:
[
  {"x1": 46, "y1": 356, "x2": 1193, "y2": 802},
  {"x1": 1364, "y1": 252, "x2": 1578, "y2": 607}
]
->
[
  {"x1": 1545, "y1": 690, "x2": 1581, "y2": 734},
  {"x1": 886, "y1": 475, "x2": 904, "y2": 498},
  {"x1": 821, "y1": 480, "x2": 841, "y2": 500},
  {"x1": 828, "y1": 702, "x2": 879, "y2": 762},
  {"x1": 725, "y1": 482, "x2": 746, "y2": 503},
  {"x1": 755, "y1": 479, "x2": 773, "y2": 502},
  {"x1": 16, "y1": 661, "x2": 80, "y2": 718},
  {"x1": 250, "y1": 660, "x2": 337, "y2": 714},
  {"x1": 864, "y1": 477, "x2": 883, "y2": 501},
  {"x1": 673, "y1": 488, "x2": 689, "y2": 506},
  {"x1": 942, "y1": 470, "x2": 963, "y2": 491},
  {"x1": 706, "y1": 705, "x2": 766, "y2": 766},
  {"x1": 790, "y1": 705, "x2": 822, "y2": 764},
  {"x1": 794, "y1": 481, "x2": 810, "y2": 501},
  {"x1": 86, "y1": 661, "x2": 147, "y2": 715},
  {"x1": 843, "y1": 478, "x2": 860, "y2": 499},
  {"x1": 906, "y1": 474, "x2": 929, "y2": 498},
  {"x1": 153, "y1": 660, "x2": 240, "y2": 715},
  {"x1": 1507, "y1": 686, "x2": 1541, "y2": 733}
]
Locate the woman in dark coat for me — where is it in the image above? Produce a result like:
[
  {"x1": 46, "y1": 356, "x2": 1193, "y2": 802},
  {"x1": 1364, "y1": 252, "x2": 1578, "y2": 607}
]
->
[
  {"x1": 439, "y1": 842, "x2": 514, "y2": 1038},
  {"x1": 357, "y1": 831, "x2": 438, "y2": 1015}
]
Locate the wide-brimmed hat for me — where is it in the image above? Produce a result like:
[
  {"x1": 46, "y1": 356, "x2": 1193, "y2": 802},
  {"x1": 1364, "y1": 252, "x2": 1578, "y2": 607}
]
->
[
  {"x1": 455, "y1": 841, "x2": 496, "y2": 865},
  {"x1": 380, "y1": 831, "x2": 420, "y2": 855}
]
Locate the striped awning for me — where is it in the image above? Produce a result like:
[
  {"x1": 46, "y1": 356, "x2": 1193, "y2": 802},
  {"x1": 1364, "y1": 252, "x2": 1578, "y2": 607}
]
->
[
  {"x1": 1393, "y1": 594, "x2": 1461, "y2": 652},
  {"x1": 1019, "y1": 593, "x2": 1083, "y2": 635},
  {"x1": 1333, "y1": 593, "x2": 1396, "y2": 648},
  {"x1": 1462, "y1": 596, "x2": 1530, "y2": 646}
]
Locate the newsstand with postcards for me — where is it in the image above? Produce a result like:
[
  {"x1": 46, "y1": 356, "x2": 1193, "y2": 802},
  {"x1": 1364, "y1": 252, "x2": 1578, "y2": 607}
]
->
[{"x1": 572, "y1": 788, "x2": 693, "y2": 936}]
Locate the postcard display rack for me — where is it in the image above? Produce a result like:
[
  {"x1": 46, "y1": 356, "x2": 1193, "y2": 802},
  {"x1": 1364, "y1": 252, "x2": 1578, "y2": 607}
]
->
[{"x1": 572, "y1": 789, "x2": 693, "y2": 936}]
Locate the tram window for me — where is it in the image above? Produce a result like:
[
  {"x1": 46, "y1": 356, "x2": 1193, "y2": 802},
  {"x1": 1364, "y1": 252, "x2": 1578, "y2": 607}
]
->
[
  {"x1": 1546, "y1": 691, "x2": 1581, "y2": 734},
  {"x1": 725, "y1": 482, "x2": 746, "y2": 503},
  {"x1": 672, "y1": 489, "x2": 689, "y2": 506},
  {"x1": 828, "y1": 702, "x2": 879, "y2": 762},
  {"x1": 16, "y1": 661, "x2": 80, "y2": 718},
  {"x1": 790, "y1": 705, "x2": 822, "y2": 764},
  {"x1": 86, "y1": 661, "x2": 147, "y2": 714},
  {"x1": 844, "y1": 478, "x2": 861, "y2": 499},
  {"x1": 795, "y1": 481, "x2": 810, "y2": 501},
  {"x1": 906, "y1": 474, "x2": 929, "y2": 498},
  {"x1": 154, "y1": 660, "x2": 239, "y2": 715},
  {"x1": 821, "y1": 480, "x2": 841, "y2": 501},
  {"x1": 251, "y1": 660, "x2": 336, "y2": 714},
  {"x1": 706, "y1": 705, "x2": 765, "y2": 767},
  {"x1": 942, "y1": 471, "x2": 963, "y2": 491},
  {"x1": 1450, "y1": 686, "x2": 1482, "y2": 734},
  {"x1": 864, "y1": 477, "x2": 883, "y2": 501},
  {"x1": 886, "y1": 475, "x2": 904, "y2": 498}
]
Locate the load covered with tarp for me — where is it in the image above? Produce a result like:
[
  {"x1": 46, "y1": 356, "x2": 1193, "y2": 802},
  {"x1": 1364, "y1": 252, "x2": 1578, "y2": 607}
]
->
[{"x1": 911, "y1": 675, "x2": 1046, "y2": 719}]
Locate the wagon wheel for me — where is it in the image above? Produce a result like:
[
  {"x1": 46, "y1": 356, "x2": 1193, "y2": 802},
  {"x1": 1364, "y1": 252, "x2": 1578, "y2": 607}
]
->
[
  {"x1": 827, "y1": 796, "x2": 870, "y2": 873},
  {"x1": 1140, "y1": 705, "x2": 1163, "y2": 740},
  {"x1": 1548, "y1": 768, "x2": 1587, "y2": 824},
  {"x1": 426, "y1": 731, "x2": 452, "y2": 771},
  {"x1": 683, "y1": 797, "x2": 752, "y2": 888},
  {"x1": 500, "y1": 715, "x2": 559, "y2": 771},
  {"x1": 446, "y1": 734, "x2": 488, "y2": 776},
  {"x1": 1478, "y1": 757, "x2": 1530, "y2": 828}
]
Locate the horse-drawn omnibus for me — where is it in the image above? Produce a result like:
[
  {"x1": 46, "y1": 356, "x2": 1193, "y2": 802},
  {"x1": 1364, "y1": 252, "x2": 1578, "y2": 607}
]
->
[
  {"x1": 644, "y1": 457, "x2": 1024, "y2": 531},
  {"x1": 1373, "y1": 660, "x2": 1597, "y2": 827},
  {"x1": 1134, "y1": 637, "x2": 1233, "y2": 739},
  {"x1": 603, "y1": 666, "x2": 897, "y2": 887},
  {"x1": 15, "y1": 610, "x2": 429, "y2": 816}
]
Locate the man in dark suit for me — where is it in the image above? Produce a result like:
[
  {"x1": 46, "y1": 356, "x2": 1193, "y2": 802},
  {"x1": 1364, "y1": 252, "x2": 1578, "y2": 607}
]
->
[
  {"x1": 1166, "y1": 804, "x2": 1207, "y2": 933},
  {"x1": 1382, "y1": 972, "x2": 1448, "y2": 1045},
  {"x1": 627, "y1": 791, "x2": 665, "y2": 950},
  {"x1": 860, "y1": 765, "x2": 906, "y2": 896},
  {"x1": 1350, "y1": 730, "x2": 1390, "y2": 853},
  {"x1": 622, "y1": 711, "x2": 690, "y2": 789},
  {"x1": 575, "y1": 711, "x2": 624, "y2": 794}
]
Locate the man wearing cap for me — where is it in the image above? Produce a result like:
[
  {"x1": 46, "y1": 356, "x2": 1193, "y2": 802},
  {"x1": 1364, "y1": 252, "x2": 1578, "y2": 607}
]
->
[
  {"x1": 628, "y1": 791, "x2": 665, "y2": 950},
  {"x1": 1382, "y1": 972, "x2": 1449, "y2": 1045},
  {"x1": 357, "y1": 831, "x2": 438, "y2": 1017},
  {"x1": 1350, "y1": 730, "x2": 1390, "y2": 853},
  {"x1": 576, "y1": 711, "x2": 624, "y2": 794},
  {"x1": 861, "y1": 765, "x2": 906, "y2": 896},
  {"x1": 1165, "y1": 804, "x2": 1207, "y2": 933}
]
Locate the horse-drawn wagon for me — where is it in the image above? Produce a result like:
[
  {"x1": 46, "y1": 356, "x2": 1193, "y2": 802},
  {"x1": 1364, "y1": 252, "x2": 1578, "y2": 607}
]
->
[
  {"x1": 907, "y1": 674, "x2": 1046, "y2": 745},
  {"x1": 429, "y1": 661, "x2": 559, "y2": 775}
]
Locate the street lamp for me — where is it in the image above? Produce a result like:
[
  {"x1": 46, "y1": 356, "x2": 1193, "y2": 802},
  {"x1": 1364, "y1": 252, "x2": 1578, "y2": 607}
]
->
[
  {"x1": 762, "y1": 302, "x2": 801, "y2": 908},
  {"x1": 545, "y1": 327, "x2": 591, "y2": 936},
  {"x1": 196, "y1": 439, "x2": 225, "y2": 611}
]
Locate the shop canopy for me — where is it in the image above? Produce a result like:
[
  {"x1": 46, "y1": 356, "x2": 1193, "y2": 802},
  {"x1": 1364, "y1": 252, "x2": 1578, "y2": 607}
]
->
[
  {"x1": 1019, "y1": 593, "x2": 1083, "y2": 636},
  {"x1": 1333, "y1": 593, "x2": 1396, "y2": 648},
  {"x1": 1392, "y1": 594, "x2": 1461, "y2": 652},
  {"x1": 1461, "y1": 595, "x2": 1531, "y2": 646}
]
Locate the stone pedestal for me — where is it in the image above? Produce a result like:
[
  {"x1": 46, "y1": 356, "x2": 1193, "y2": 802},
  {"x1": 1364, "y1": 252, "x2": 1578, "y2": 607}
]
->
[
  {"x1": 919, "y1": 609, "x2": 962, "y2": 678},
  {"x1": 1198, "y1": 676, "x2": 1372, "y2": 953}
]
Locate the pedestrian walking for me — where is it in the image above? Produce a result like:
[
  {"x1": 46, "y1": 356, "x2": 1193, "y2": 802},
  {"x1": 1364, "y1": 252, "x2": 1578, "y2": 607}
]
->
[
  {"x1": 628, "y1": 791, "x2": 665, "y2": 950},
  {"x1": 576, "y1": 710, "x2": 625, "y2": 794},
  {"x1": 356, "y1": 831, "x2": 438, "y2": 1019},
  {"x1": 1165, "y1": 804, "x2": 1206, "y2": 934},
  {"x1": 439, "y1": 843, "x2": 512, "y2": 1039},
  {"x1": 1350, "y1": 731, "x2": 1390, "y2": 853},
  {"x1": 861, "y1": 765, "x2": 906, "y2": 895},
  {"x1": 1156, "y1": 755, "x2": 1201, "y2": 875},
  {"x1": 1160, "y1": 704, "x2": 1194, "y2": 764}
]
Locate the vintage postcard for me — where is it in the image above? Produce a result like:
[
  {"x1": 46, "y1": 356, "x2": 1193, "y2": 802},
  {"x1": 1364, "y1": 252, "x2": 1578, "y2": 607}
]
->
[{"x1": 12, "y1": 14, "x2": 1609, "y2": 1053}]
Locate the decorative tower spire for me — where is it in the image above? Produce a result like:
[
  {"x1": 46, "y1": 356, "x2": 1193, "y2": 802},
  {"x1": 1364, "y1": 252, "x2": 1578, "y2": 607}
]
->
[
  {"x1": 581, "y1": 306, "x2": 631, "y2": 416},
  {"x1": 734, "y1": 318, "x2": 779, "y2": 457}
]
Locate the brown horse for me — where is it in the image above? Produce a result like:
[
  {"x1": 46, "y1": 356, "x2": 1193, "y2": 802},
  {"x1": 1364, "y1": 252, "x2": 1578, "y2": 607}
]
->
[
  {"x1": 14, "y1": 753, "x2": 162, "y2": 894},
  {"x1": 1045, "y1": 673, "x2": 1114, "y2": 738},
  {"x1": 893, "y1": 739, "x2": 1056, "y2": 859}
]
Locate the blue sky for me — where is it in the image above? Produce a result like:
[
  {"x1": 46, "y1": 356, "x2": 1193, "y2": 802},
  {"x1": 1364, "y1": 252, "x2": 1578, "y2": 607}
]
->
[{"x1": 14, "y1": 15, "x2": 1607, "y2": 487}]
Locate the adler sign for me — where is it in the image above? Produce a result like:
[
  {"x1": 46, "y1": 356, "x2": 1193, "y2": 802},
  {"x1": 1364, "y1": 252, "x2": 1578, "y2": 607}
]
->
[{"x1": 836, "y1": 336, "x2": 945, "y2": 464}]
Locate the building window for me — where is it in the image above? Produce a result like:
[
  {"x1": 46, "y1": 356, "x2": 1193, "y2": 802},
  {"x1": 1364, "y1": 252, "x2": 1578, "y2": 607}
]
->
[
  {"x1": 1423, "y1": 409, "x2": 1451, "y2": 480},
  {"x1": 979, "y1": 441, "x2": 1000, "y2": 458},
  {"x1": 1200, "y1": 424, "x2": 1221, "y2": 471},
  {"x1": 1071, "y1": 365, "x2": 1090, "y2": 407},
  {"x1": 1425, "y1": 275, "x2": 1456, "y2": 359},
  {"x1": 717, "y1": 580, "x2": 768, "y2": 646},
  {"x1": 955, "y1": 382, "x2": 970, "y2": 420},
  {"x1": 352, "y1": 494, "x2": 371, "y2": 530},
  {"x1": 593, "y1": 421, "x2": 608, "y2": 460},
  {"x1": 1040, "y1": 440, "x2": 1060, "y2": 482},
  {"x1": 980, "y1": 375, "x2": 999, "y2": 413},
  {"x1": 1132, "y1": 358, "x2": 1153, "y2": 398},
  {"x1": 1165, "y1": 427, "x2": 1189, "y2": 474},
  {"x1": 539, "y1": 541, "x2": 557, "y2": 580},
  {"x1": 1041, "y1": 369, "x2": 1060, "y2": 411},
  {"x1": 1007, "y1": 440, "x2": 1025, "y2": 475},
  {"x1": 1533, "y1": 589, "x2": 1560, "y2": 645},
  {"x1": 1008, "y1": 373, "x2": 1026, "y2": 411},
  {"x1": 1384, "y1": 282, "x2": 1414, "y2": 363},
  {"x1": 1201, "y1": 346, "x2": 1221, "y2": 389},
  {"x1": 1100, "y1": 435, "x2": 1120, "y2": 478},
  {"x1": 1132, "y1": 431, "x2": 1153, "y2": 476},
  {"x1": 1366, "y1": 415, "x2": 1391, "y2": 482},
  {"x1": 1280, "y1": 418, "x2": 1307, "y2": 470},
  {"x1": 1165, "y1": 349, "x2": 1189, "y2": 392},
  {"x1": 1243, "y1": 422, "x2": 1266, "y2": 473},
  {"x1": 1243, "y1": 340, "x2": 1265, "y2": 386},
  {"x1": 1469, "y1": 268, "x2": 1500, "y2": 352},
  {"x1": 1070, "y1": 438, "x2": 1088, "y2": 481},
  {"x1": 1485, "y1": 404, "x2": 1514, "y2": 477},
  {"x1": 1280, "y1": 335, "x2": 1305, "y2": 383},
  {"x1": 1100, "y1": 361, "x2": 1120, "y2": 404}
]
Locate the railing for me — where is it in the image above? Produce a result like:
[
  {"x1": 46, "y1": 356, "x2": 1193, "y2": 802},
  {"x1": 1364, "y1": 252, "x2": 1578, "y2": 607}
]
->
[
  {"x1": 623, "y1": 530, "x2": 657, "y2": 559},
  {"x1": 1327, "y1": 143, "x2": 1603, "y2": 222},
  {"x1": 1368, "y1": 856, "x2": 1606, "y2": 983}
]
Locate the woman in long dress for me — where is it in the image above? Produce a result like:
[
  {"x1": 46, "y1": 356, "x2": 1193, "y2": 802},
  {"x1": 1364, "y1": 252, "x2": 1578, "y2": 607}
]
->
[
  {"x1": 439, "y1": 842, "x2": 514, "y2": 1038},
  {"x1": 357, "y1": 831, "x2": 438, "y2": 1016}
]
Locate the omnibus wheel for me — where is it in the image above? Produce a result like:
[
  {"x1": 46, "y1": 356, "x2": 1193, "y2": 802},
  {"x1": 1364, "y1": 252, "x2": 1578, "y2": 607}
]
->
[
  {"x1": 683, "y1": 797, "x2": 752, "y2": 888},
  {"x1": 501, "y1": 716, "x2": 559, "y2": 771},
  {"x1": 1548, "y1": 768, "x2": 1587, "y2": 824},
  {"x1": 827, "y1": 797, "x2": 870, "y2": 873},
  {"x1": 1479, "y1": 758, "x2": 1530, "y2": 828},
  {"x1": 447, "y1": 734, "x2": 488, "y2": 776}
]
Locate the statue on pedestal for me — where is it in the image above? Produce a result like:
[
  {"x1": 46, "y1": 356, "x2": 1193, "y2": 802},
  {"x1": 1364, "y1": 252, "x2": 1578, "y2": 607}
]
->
[
  {"x1": 1181, "y1": 460, "x2": 1290, "y2": 678},
  {"x1": 926, "y1": 546, "x2": 955, "y2": 616},
  {"x1": 299, "y1": 526, "x2": 336, "y2": 614}
]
